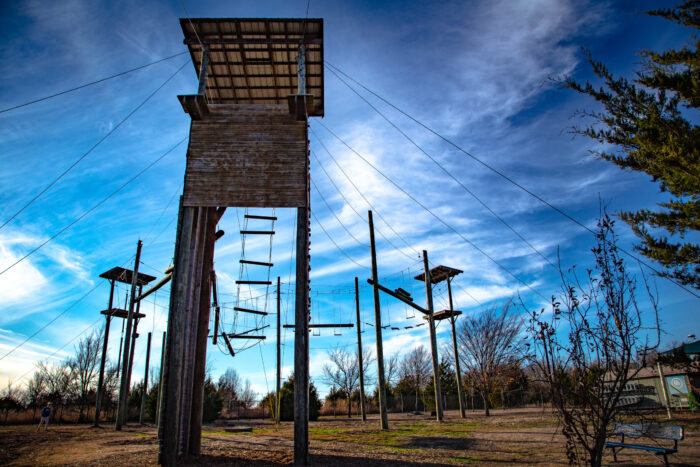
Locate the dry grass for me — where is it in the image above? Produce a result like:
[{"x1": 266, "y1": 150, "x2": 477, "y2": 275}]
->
[{"x1": 1, "y1": 408, "x2": 698, "y2": 466}]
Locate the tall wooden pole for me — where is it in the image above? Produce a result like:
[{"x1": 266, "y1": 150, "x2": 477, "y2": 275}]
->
[
  {"x1": 116, "y1": 240, "x2": 143, "y2": 430},
  {"x1": 422, "y1": 251, "x2": 443, "y2": 422},
  {"x1": 140, "y1": 332, "x2": 152, "y2": 424},
  {"x1": 294, "y1": 42, "x2": 311, "y2": 466},
  {"x1": 354, "y1": 277, "x2": 366, "y2": 421},
  {"x1": 156, "y1": 331, "x2": 166, "y2": 428},
  {"x1": 189, "y1": 207, "x2": 217, "y2": 455},
  {"x1": 447, "y1": 278, "x2": 465, "y2": 418},
  {"x1": 159, "y1": 201, "x2": 192, "y2": 466},
  {"x1": 125, "y1": 285, "x2": 143, "y2": 420},
  {"x1": 368, "y1": 211, "x2": 389, "y2": 430},
  {"x1": 94, "y1": 279, "x2": 114, "y2": 426},
  {"x1": 276, "y1": 276, "x2": 281, "y2": 425}
]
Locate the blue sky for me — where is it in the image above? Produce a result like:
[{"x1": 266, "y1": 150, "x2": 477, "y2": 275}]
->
[{"x1": 0, "y1": 0, "x2": 697, "y2": 399}]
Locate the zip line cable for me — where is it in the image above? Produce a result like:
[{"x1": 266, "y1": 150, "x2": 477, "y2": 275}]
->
[
  {"x1": 311, "y1": 150, "x2": 366, "y2": 223},
  {"x1": 0, "y1": 61, "x2": 189, "y2": 233},
  {"x1": 0, "y1": 136, "x2": 188, "y2": 278},
  {"x1": 311, "y1": 177, "x2": 368, "y2": 247},
  {"x1": 0, "y1": 51, "x2": 188, "y2": 115},
  {"x1": 325, "y1": 62, "x2": 700, "y2": 300},
  {"x1": 14, "y1": 315, "x2": 105, "y2": 385},
  {"x1": 142, "y1": 182, "x2": 183, "y2": 244},
  {"x1": 310, "y1": 210, "x2": 371, "y2": 270},
  {"x1": 315, "y1": 120, "x2": 545, "y2": 300},
  {"x1": 0, "y1": 247, "x2": 142, "y2": 363},
  {"x1": 310, "y1": 128, "x2": 420, "y2": 261},
  {"x1": 327, "y1": 65, "x2": 557, "y2": 270},
  {"x1": 0, "y1": 281, "x2": 105, "y2": 363}
]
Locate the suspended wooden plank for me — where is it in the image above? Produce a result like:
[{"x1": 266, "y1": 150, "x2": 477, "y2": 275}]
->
[
  {"x1": 240, "y1": 259, "x2": 274, "y2": 267},
  {"x1": 234, "y1": 307, "x2": 268, "y2": 316},
  {"x1": 240, "y1": 230, "x2": 275, "y2": 235},
  {"x1": 244, "y1": 214, "x2": 278, "y2": 221}
]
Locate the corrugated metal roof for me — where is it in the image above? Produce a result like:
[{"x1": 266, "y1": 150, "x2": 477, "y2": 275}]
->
[{"x1": 181, "y1": 18, "x2": 324, "y2": 116}]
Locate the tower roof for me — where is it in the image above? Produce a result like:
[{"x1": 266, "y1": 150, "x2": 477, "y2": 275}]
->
[{"x1": 181, "y1": 18, "x2": 324, "y2": 116}]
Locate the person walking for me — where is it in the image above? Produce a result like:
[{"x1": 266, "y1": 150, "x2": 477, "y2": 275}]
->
[{"x1": 37, "y1": 402, "x2": 51, "y2": 431}]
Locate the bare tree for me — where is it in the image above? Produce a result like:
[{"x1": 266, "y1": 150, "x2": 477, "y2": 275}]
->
[
  {"x1": 239, "y1": 380, "x2": 256, "y2": 409},
  {"x1": 385, "y1": 353, "x2": 400, "y2": 387},
  {"x1": 322, "y1": 346, "x2": 375, "y2": 418},
  {"x1": 457, "y1": 300, "x2": 525, "y2": 416},
  {"x1": 218, "y1": 368, "x2": 242, "y2": 412},
  {"x1": 399, "y1": 346, "x2": 432, "y2": 413},
  {"x1": 26, "y1": 372, "x2": 46, "y2": 421},
  {"x1": 526, "y1": 214, "x2": 660, "y2": 466},
  {"x1": 67, "y1": 328, "x2": 103, "y2": 421},
  {"x1": 37, "y1": 361, "x2": 71, "y2": 422}
]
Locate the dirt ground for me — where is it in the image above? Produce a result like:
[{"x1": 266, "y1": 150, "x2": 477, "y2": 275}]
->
[{"x1": 1, "y1": 408, "x2": 698, "y2": 466}]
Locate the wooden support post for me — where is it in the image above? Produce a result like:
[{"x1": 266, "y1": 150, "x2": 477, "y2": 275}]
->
[
  {"x1": 140, "y1": 332, "x2": 152, "y2": 424},
  {"x1": 276, "y1": 276, "x2": 281, "y2": 425},
  {"x1": 447, "y1": 277, "x2": 465, "y2": 419},
  {"x1": 294, "y1": 40, "x2": 311, "y2": 465},
  {"x1": 156, "y1": 331, "x2": 166, "y2": 428},
  {"x1": 368, "y1": 211, "x2": 389, "y2": 430},
  {"x1": 94, "y1": 279, "x2": 114, "y2": 426},
  {"x1": 190, "y1": 207, "x2": 217, "y2": 455},
  {"x1": 197, "y1": 45, "x2": 210, "y2": 96},
  {"x1": 159, "y1": 201, "x2": 193, "y2": 466},
  {"x1": 212, "y1": 271, "x2": 219, "y2": 345},
  {"x1": 294, "y1": 204, "x2": 310, "y2": 463},
  {"x1": 657, "y1": 362, "x2": 673, "y2": 419},
  {"x1": 422, "y1": 251, "x2": 443, "y2": 422},
  {"x1": 116, "y1": 240, "x2": 143, "y2": 431},
  {"x1": 355, "y1": 277, "x2": 366, "y2": 422},
  {"x1": 125, "y1": 285, "x2": 143, "y2": 418},
  {"x1": 116, "y1": 294, "x2": 127, "y2": 378}
]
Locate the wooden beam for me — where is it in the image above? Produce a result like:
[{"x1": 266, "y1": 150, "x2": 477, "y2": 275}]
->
[
  {"x1": 134, "y1": 273, "x2": 172, "y2": 303},
  {"x1": 222, "y1": 333, "x2": 235, "y2": 357},
  {"x1": 240, "y1": 259, "x2": 274, "y2": 267},
  {"x1": 244, "y1": 214, "x2": 278, "y2": 220},
  {"x1": 283, "y1": 323, "x2": 353, "y2": 328},
  {"x1": 234, "y1": 307, "x2": 268, "y2": 316},
  {"x1": 366, "y1": 279, "x2": 428, "y2": 315},
  {"x1": 184, "y1": 37, "x2": 323, "y2": 45}
]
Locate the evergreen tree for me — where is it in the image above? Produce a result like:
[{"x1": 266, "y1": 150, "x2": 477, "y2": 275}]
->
[{"x1": 564, "y1": 1, "x2": 700, "y2": 288}]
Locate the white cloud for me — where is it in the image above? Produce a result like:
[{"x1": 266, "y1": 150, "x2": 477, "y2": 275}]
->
[{"x1": 0, "y1": 233, "x2": 48, "y2": 306}]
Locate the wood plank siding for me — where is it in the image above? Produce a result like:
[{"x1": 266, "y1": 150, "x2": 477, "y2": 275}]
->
[{"x1": 183, "y1": 104, "x2": 308, "y2": 207}]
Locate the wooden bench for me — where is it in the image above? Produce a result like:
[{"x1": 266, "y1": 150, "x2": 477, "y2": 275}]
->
[{"x1": 605, "y1": 423, "x2": 684, "y2": 466}]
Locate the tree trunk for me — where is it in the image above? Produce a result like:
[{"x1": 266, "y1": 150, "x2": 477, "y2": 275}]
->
[
  {"x1": 482, "y1": 390, "x2": 490, "y2": 417},
  {"x1": 347, "y1": 398, "x2": 352, "y2": 418},
  {"x1": 415, "y1": 389, "x2": 419, "y2": 412}
]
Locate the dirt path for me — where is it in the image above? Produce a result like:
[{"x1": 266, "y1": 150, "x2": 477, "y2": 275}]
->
[{"x1": 2, "y1": 409, "x2": 698, "y2": 466}]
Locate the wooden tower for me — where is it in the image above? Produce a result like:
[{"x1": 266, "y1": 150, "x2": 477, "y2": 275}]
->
[{"x1": 157, "y1": 18, "x2": 323, "y2": 465}]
